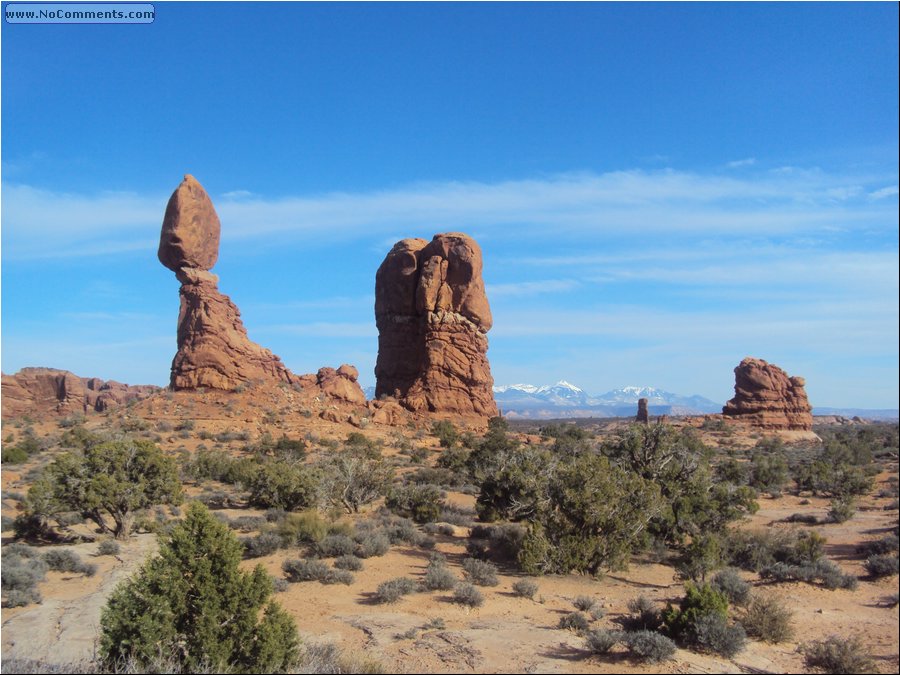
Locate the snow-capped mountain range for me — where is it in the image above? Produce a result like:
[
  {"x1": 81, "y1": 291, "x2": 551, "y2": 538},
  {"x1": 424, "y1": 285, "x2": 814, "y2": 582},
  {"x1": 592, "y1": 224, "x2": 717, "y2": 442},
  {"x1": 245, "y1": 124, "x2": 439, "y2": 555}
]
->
[{"x1": 491, "y1": 381, "x2": 722, "y2": 419}]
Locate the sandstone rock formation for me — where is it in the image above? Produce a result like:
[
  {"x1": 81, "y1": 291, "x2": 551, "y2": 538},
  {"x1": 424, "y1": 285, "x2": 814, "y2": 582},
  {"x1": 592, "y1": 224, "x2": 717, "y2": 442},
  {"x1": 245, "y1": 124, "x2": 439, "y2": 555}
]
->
[
  {"x1": 636, "y1": 397, "x2": 649, "y2": 423},
  {"x1": 722, "y1": 357, "x2": 813, "y2": 430},
  {"x1": 160, "y1": 175, "x2": 365, "y2": 403},
  {"x1": 375, "y1": 233, "x2": 498, "y2": 416},
  {"x1": 1, "y1": 367, "x2": 158, "y2": 418}
]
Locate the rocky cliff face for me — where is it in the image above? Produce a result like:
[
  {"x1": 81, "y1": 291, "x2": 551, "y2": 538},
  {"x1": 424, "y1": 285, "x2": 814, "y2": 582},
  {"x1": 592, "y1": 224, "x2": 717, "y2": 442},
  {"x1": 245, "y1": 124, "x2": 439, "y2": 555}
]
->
[
  {"x1": 1, "y1": 367, "x2": 159, "y2": 418},
  {"x1": 722, "y1": 357, "x2": 813, "y2": 430},
  {"x1": 375, "y1": 233, "x2": 498, "y2": 416}
]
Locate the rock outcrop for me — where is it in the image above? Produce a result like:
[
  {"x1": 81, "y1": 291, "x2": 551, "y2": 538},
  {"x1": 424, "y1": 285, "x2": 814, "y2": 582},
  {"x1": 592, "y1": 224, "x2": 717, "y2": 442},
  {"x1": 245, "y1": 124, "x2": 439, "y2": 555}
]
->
[
  {"x1": 1, "y1": 367, "x2": 159, "y2": 418},
  {"x1": 160, "y1": 175, "x2": 365, "y2": 405},
  {"x1": 636, "y1": 397, "x2": 649, "y2": 423},
  {"x1": 722, "y1": 357, "x2": 813, "y2": 430},
  {"x1": 375, "y1": 233, "x2": 498, "y2": 416}
]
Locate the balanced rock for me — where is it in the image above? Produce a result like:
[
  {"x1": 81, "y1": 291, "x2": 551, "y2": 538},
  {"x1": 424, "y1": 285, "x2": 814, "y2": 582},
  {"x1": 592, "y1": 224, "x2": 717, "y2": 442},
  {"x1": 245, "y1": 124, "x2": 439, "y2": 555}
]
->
[
  {"x1": 375, "y1": 233, "x2": 498, "y2": 416},
  {"x1": 722, "y1": 357, "x2": 813, "y2": 430},
  {"x1": 159, "y1": 174, "x2": 221, "y2": 272},
  {"x1": 316, "y1": 365, "x2": 367, "y2": 406},
  {"x1": 636, "y1": 397, "x2": 649, "y2": 423},
  {"x1": 1, "y1": 367, "x2": 158, "y2": 418}
]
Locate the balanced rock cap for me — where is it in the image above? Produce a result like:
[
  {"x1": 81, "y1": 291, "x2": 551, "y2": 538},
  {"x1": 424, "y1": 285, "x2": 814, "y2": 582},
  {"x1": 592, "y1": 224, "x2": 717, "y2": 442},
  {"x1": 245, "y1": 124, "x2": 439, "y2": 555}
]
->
[{"x1": 158, "y1": 174, "x2": 221, "y2": 272}]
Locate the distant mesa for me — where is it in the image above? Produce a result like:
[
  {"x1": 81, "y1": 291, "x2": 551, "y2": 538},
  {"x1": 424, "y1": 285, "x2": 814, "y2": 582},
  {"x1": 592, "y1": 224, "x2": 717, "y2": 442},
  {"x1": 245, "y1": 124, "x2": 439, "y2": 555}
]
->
[
  {"x1": 375, "y1": 233, "x2": 498, "y2": 416},
  {"x1": 1, "y1": 367, "x2": 158, "y2": 419},
  {"x1": 160, "y1": 174, "x2": 365, "y2": 405},
  {"x1": 722, "y1": 356, "x2": 813, "y2": 431}
]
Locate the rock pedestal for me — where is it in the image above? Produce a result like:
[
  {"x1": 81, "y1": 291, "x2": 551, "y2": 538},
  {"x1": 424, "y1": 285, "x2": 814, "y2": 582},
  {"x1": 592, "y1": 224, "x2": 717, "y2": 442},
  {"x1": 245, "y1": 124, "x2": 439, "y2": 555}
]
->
[
  {"x1": 722, "y1": 357, "x2": 813, "y2": 430},
  {"x1": 375, "y1": 233, "x2": 498, "y2": 416},
  {"x1": 636, "y1": 397, "x2": 649, "y2": 423}
]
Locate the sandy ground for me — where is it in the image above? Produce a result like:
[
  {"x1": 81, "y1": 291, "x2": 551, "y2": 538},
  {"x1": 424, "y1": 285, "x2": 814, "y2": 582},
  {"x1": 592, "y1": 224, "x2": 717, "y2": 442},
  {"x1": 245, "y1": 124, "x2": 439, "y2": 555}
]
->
[{"x1": 1, "y1": 397, "x2": 897, "y2": 673}]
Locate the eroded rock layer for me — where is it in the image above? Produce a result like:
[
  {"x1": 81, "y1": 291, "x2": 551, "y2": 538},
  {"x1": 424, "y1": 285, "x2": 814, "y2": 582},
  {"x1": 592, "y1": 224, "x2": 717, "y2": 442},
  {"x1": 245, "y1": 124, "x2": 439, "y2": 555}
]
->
[
  {"x1": 1, "y1": 367, "x2": 159, "y2": 418},
  {"x1": 722, "y1": 357, "x2": 813, "y2": 430},
  {"x1": 375, "y1": 233, "x2": 498, "y2": 416}
]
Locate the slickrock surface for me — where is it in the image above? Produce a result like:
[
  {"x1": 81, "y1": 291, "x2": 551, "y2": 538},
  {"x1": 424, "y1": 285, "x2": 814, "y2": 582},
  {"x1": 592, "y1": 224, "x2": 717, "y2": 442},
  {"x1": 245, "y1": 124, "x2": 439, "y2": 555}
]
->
[
  {"x1": 375, "y1": 233, "x2": 498, "y2": 416},
  {"x1": 1, "y1": 367, "x2": 158, "y2": 418},
  {"x1": 722, "y1": 356, "x2": 813, "y2": 430}
]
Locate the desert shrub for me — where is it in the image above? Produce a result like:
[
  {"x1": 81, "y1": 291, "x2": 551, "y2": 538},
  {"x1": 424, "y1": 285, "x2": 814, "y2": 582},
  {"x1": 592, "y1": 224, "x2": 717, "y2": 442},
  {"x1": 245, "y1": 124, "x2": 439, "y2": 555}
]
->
[
  {"x1": 690, "y1": 612, "x2": 746, "y2": 657},
  {"x1": 742, "y1": 594, "x2": 794, "y2": 643},
  {"x1": 375, "y1": 516, "x2": 422, "y2": 546},
  {"x1": 622, "y1": 595, "x2": 662, "y2": 632},
  {"x1": 663, "y1": 583, "x2": 729, "y2": 641},
  {"x1": 317, "y1": 534, "x2": 357, "y2": 558},
  {"x1": 1, "y1": 549, "x2": 48, "y2": 600},
  {"x1": 462, "y1": 558, "x2": 499, "y2": 586},
  {"x1": 276, "y1": 511, "x2": 328, "y2": 546},
  {"x1": 317, "y1": 448, "x2": 392, "y2": 514},
  {"x1": 282, "y1": 558, "x2": 330, "y2": 583},
  {"x1": 4, "y1": 587, "x2": 42, "y2": 607},
  {"x1": 760, "y1": 558, "x2": 857, "y2": 590},
  {"x1": 482, "y1": 523, "x2": 527, "y2": 562},
  {"x1": 452, "y1": 582, "x2": 484, "y2": 608},
  {"x1": 827, "y1": 497, "x2": 855, "y2": 523},
  {"x1": 557, "y1": 611, "x2": 590, "y2": 633},
  {"x1": 42, "y1": 549, "x2": 96, "y2": 576},
  {"x1": 247, "y1": 462, "x2": 320, "y2": 511},
  {"x1": 385, "y1": 484, "x2": 445, "y2": 524},
  {"x1": 749, "y1": 448, "x2": 790, "y2": 496},
  {"x1": 785, "y1": 512, "x2": 819, "y2": 524},
  {"x1": 573, "y1": 595, "x2": 598, "y2": 612},
  {"x1": 1, "y1": 515, "x2": 14, "y2": 532},
  {"x1": 725, "y1": 528, "x2": 825, "y2": 572},
  {"x1": 803, "y1": 635, "x2": 876, "y2": 674},
  {"x1": 333, "y1": 555, "x2": 363, "y2": 571},
  {"x1": 270, "y1": 576, "x2": 289, "y2": 593},
  {"x1": 243, "y1": 532, "x2": 282, "y2": 558},
  {"x1": 435, "y1": 446, "x2": 470, "y2": 476},
  {"x1": 99, "y1": 502, "x2": 298, "y2": 672},
  {"x1": 1, "y1": 445, "x2": 29, "y2": 464},
  {"x1": 422, "y1": 561, "x2": 456, "y2": 591},
  {"x1": 431, "y1": 420, "x2": 459, "y2": 448},
  {"x1": 584, "y1": 628, "x2": 621, "y2": 654},
  {"x1": 622, "y1": 630, "x2": 676, "y2": 663},
  {"x1": 353, "y1": 531, "x2": 391, "y2": 558},
  {"x1": 711, "y1": 568, "x2": 751, "y2": 605},
  {"x1": 423, "y1": 523, "x2": 455, "y2": 536},
  {"x1": 858, "y1": 533, "x2": 899, "y2": 556},
  {"x1": 512, "y1": 579, "x2": 538, "y2": 599},
  {"x1": 864, "y1": 554, "x2": 899, "y2": 577},
  {"x1": 97, "y1": 540, "x2": 121, "y2": 556},
  {"x1": 322, "y1": 569, "x2": 354, "y2": 586},
  {"x1": 229, "y1": 515, "x2": 267, "y2": 533},
  {"x1": 677, "y1": 533, "x2": 725, "y2": 581},
  {"x1": 883, "y1": 592, "x2": 899, "y2": 608},
  {"x1": 374, "y1": 577, "x2": 417, "y2": 604},
  {"x1": 24, "y1": 439, "x2": 182, "y2": 539}
]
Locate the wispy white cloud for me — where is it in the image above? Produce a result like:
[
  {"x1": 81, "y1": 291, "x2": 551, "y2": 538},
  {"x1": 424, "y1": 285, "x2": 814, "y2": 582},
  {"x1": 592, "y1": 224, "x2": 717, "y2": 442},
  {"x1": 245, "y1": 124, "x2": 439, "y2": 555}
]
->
[
  {"x1": 726, "y1": 157, "x2": 756, "y2": 168},
  {"x1": 869, "y1": 185, "x2": 899, "y2": 200},
  {"x1": 487, "y1": 279, "x2": 580, "y2": 297},
  {"x1": 3, "y1": 166, "x2": 896, "y2": 260}
]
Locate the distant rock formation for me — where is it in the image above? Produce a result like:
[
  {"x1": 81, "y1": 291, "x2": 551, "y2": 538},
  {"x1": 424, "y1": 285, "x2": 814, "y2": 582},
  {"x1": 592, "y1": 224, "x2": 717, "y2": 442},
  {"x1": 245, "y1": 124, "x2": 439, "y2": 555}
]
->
[
  {"x1": 160, "y1": 175, "x2": 364, "y2": 405},
  {"x1": 722, "y1": 357, "x2": 813, "y2": 430},
  {"x1": 1, "y1": 367, "x2": 159, "y2": 418},
  {"x1": 375, "y1": 233, "x2": 498, "y2": 416},
  {"x1": 636, "y1": 397, "x2": 649, "y2": 423}
]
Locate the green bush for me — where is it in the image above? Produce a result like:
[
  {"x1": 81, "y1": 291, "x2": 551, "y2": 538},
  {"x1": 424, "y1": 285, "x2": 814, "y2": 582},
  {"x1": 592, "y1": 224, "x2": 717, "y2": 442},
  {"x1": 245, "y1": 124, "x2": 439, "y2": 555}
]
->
[
  {"x1": 858, "y1": 534, "x2": 899, "y2": 556},
  {"x1": 42, "y1": 549, "x2": 96, "y2": 576},
  {"x1": 622, "y1": 595, "x2": 662, "y2": 632},
  {"x1": 827, "y1": 497, "x2": 856, "y2": 523},
  {"x1": 317, "y1": 448, "x2": 392, "y2": 514},
  {"x1": 742, "y1": 593, "x2": 794, "y2": 643},
  {"x1": 247, "y1": 462, "x2": 320, "y2": 511},
  {"x1": 663, "y1": 583, "x2": 729, "y2": 641},
  {"x1": 803, "y1": 635, "x2": 876, "y2": 674},
  {"x1": 431, "y1": 420, "x2": 459, "y2": 448},
  {"x1": 573, "y1": 595, "x2": 599, "y2": 612},
  {"x1": 243, "y1": 532, "x2": 282, "y2": 558},
  {"x1": 353, "y1": 531, "x2": 391, "y2": 559},
  {"x1": 99, "y1": 502, "x2": 298, "y2": 672},
  {"x1": 690, "y1": 612, "x2": 746, "y2": 657},
  {"x1": 276, "y1": 511, "x2": 328, "y2": 546},
  {"x1": 317, "y1": 534, "x2": 357, "y2": 558},
  {"x1": 386, "y1": 484, "x2": 445, "y2": 524}
]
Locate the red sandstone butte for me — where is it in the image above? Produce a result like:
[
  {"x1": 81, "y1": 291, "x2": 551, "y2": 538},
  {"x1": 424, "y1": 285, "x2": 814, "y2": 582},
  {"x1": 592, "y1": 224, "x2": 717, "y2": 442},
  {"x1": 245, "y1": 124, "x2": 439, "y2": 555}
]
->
[{"x1": 722, "y1": 357, "x2": 813, "y2": 430}]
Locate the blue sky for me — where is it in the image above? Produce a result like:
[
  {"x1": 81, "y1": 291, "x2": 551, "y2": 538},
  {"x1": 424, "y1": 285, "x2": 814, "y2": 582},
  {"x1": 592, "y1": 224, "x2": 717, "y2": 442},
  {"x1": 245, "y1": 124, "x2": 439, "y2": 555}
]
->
[{"x1": 2, "y1": 2, "x2": 898, "y2": 408}]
